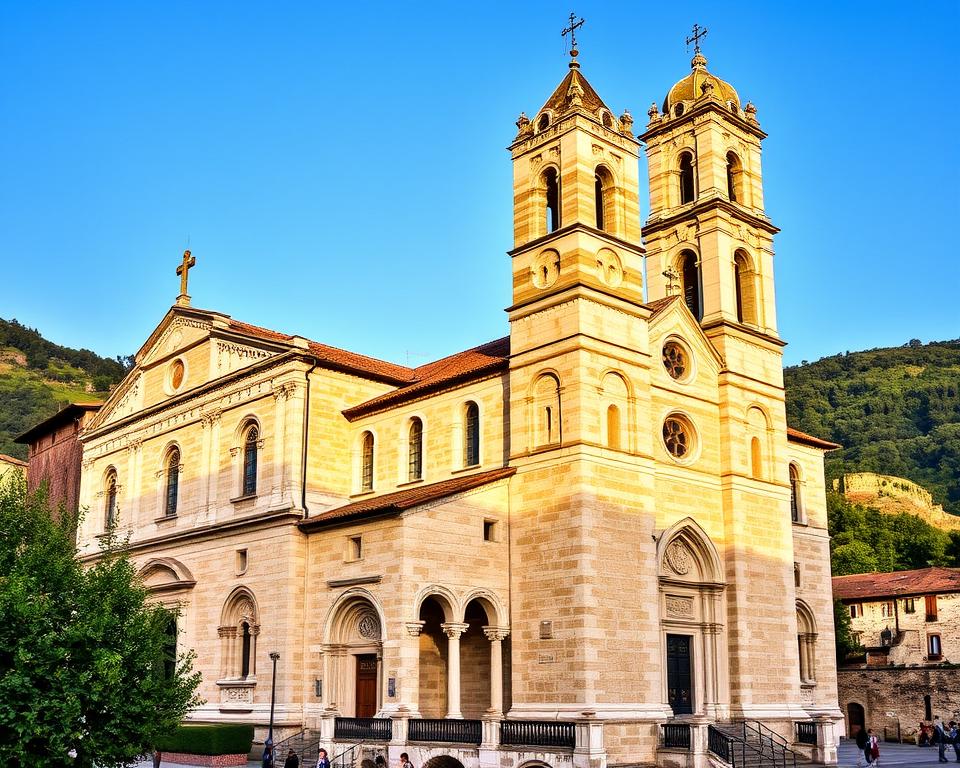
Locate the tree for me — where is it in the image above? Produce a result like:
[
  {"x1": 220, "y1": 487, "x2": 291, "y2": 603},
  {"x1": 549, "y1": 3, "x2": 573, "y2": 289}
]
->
[
  {"x1": 0, "y1": 477, "x2": 201, "y2": 766},
  {"x1": 833, "y1": 599, "x2": 863, "y2": 663}
]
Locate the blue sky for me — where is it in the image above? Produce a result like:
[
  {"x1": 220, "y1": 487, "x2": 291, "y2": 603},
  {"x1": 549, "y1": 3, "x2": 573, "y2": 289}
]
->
[{"x1": 1, "y1": 1, "x2": 957, "y2": 368}]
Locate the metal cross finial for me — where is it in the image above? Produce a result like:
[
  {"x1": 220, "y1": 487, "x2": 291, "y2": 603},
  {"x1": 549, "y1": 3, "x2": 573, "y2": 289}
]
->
[
  {"x1": 686, "y1": 23, "x2": 708, "y2": 54},
  {"x1": 176, "y1": 249, "x2": 196, "y2": 305},
  {"x1": 562, "y1": 12, "x2": 585, "y2": 55},
  {"x1": 663, "y1": 267, "x2": 681, "y2": 296}
]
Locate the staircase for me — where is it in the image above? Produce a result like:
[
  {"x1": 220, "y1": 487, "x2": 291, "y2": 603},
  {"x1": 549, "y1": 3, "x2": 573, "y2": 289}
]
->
[
  {"x1": 709, "y1": 722, "x2": 812, "y2": 768},
  {"x1": 272, "y1": 729, "x2": 324, "y2": 767}
]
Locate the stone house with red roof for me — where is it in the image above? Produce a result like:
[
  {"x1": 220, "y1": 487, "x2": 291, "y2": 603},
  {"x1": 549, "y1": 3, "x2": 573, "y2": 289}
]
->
[
  {"x1": 62, "y1": 42, "x2": 843, "y2": 768},
  {"x1": 833, "y1": 567, "x2": 960, "y2": 740}
]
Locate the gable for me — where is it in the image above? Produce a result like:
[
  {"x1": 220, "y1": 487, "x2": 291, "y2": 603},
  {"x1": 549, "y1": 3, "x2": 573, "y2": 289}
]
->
[{"x1": 647, "y1": 297, "x2": 725, "y2": 393}]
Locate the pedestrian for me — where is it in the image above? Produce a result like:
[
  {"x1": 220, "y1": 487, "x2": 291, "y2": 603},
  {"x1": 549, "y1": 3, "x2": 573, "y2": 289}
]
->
[
  {"x1": 937, "y1": 716, "x2": 949, "y2": 763},
  {"x1": 284, "y1": 748, "x2": 300, "y2": 768},
  {"x1": 262, "y1": 740, "x2": 275, "y2": 768},
  {"x1": 949, "y1": 721, "x2": 960, "y2": 762},
  {"x1": 867, "y1": 728, "x2": 880, "y2": 765},
  {"x1": 316, "y1": 748, "x2": 331, "y2": 768},
  {"x1": 855, "y1": 726, "x2": 869, "y2": 768},
  {"x1": 399, "y1": 752, "x2": 414, "y2": 768},
  {"x1": 153, "y1": 749, "x2": 162, "y2": 768}
]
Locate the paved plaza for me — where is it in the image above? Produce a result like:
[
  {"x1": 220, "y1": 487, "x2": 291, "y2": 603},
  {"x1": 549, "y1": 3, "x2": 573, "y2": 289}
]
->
[{"x1": 838, "y1": 738, "x2": 960, "y2": 767}]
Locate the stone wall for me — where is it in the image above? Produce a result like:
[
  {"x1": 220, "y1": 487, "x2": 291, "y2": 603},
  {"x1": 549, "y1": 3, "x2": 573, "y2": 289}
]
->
[
  {"x1": 835, "y1": 472, "x2": 960, "y2": 532},
  {"x1": 847, "y1": 592, "x2": 960, "y2": 664},
  {"x1": 838, "y1": 666, "x2": 960, "y2": 741}
]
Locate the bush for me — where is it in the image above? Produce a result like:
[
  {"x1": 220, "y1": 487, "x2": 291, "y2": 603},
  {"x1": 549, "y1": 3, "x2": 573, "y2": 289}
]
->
[{"x1": 155, "y1": 724, "x2": 255, "y2": 756}]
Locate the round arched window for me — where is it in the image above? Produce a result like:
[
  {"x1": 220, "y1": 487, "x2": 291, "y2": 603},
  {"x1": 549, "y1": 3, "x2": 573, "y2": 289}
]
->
[
  {"x1": 662, "y1": 341, "x2": 688, "y2": 380},
  {"x1": 662, "y1": 415, "x2": 695, "y2": 460}
]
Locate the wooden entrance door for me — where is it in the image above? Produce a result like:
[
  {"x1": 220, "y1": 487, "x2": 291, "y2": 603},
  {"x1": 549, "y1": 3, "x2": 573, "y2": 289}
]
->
[
  {"x1": 666, "y1": 634, "x2": 693, "y2": 715},
  {"x1": 355, "y1": 654, "x2": 378, "y2": 718}
]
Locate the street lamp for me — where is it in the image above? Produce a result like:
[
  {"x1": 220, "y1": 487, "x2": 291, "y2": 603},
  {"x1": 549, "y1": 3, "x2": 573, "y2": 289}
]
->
[{"x1": 268, "y1": 652, "x2": 280, "y2": 745}]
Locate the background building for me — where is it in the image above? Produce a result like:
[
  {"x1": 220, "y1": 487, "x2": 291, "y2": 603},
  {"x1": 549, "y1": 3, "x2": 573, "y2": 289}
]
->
[{"x1": 834, "y1": 567, "x2": 960, "y2": 742}]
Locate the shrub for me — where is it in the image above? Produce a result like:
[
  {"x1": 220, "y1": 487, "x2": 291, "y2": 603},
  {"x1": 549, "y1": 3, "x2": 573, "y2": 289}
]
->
[{"x1": 155, "y1": 724, "x2": 255, "y2": 756}]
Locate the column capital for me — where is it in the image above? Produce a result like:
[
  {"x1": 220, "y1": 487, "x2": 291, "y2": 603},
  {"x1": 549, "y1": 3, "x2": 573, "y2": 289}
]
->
[
  {"x1": 405, "y1": 620, "x2": 425, "y2": 637},
  {"x1": 441, "y1": 622, "x2": 469, "y2": 640},
  {"x1": 483, "y1": 626, "x2": 510, "y2": 642}
]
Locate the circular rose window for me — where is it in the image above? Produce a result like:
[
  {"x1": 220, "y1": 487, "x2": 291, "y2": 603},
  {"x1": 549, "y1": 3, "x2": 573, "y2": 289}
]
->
[
  {"x1": 170, "y1": 359, "x2": 185, "y2": 390},
  {"x1": 662, "y1": 416, "x2": 692, "y2": 459},
  {"x1": 662, "y1": 341, "x2": 688, "y2": 380}
]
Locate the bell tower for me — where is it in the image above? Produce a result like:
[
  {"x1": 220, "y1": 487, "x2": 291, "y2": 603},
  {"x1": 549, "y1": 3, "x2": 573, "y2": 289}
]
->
[{"x1": 641, "y1": 45, "x2": 780, "y2": 343}]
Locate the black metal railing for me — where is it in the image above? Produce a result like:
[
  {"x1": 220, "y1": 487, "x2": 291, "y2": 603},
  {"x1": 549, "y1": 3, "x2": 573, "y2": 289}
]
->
[
  {"x1": 334, "y1": 717, "x2": 392, "y2": 741},
  {"x1": 796, "y1": 720, "x2": 817, "y2": 745},
  {"x1": 708, "y1": 725, "x2": 735, "y2": 765},
  {"x1": 500, "y1": 720, "x2": 576, "y2": 748},
  {"x1": 661, "y1": 723, "x2": 691, "y2": 750},
  {"x1": 408, "y1": 718, "x2": 482, "y2": 745}
]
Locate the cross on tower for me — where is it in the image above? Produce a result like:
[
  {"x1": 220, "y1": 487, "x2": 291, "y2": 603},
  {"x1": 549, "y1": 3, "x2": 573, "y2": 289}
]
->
[
  {"x1": 685, "y1": 23, "x2": 708, "y2": 54},
  {"x1": 662, "y1": 267, "x2": 680, "y2": 296},
  {"x1": 562, "y1": 12, "x2": 585, "y2": 55},
  {"x1": 176, "y1": 249, "x2": 196, "y2": 306}
]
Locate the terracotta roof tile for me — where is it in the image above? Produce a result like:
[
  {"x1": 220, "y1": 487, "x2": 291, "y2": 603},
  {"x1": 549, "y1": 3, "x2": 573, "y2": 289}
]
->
[
  {"x1": 0, "y1": 454, "x2": 27, "y2": 468},
  {"x1": 343, "y1": 338, "x2": 510, "y2": 419},
  {"x1": 299, "y1": 467, "x2": 516, "y2": 530},
  {"x1": 14, "y1": 402, "x2": 103, "y2": 444},
  {"x1": 646, "y1": 295, "x2": 681, "y2": 318},
  {"x1": 833, "y1": 567, "x2": 960, "y2": 601},
  {"x1": 226, "y1": 319, "x2": 415, "y2": 384},
  {"x1": 787, "y1": 426, "x2": 841, "y2": 451}
]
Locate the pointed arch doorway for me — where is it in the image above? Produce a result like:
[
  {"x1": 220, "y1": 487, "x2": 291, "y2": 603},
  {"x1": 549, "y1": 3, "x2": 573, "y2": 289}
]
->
[{"x1": 323, "y1": 592, "x2": 385, "y2": 718}]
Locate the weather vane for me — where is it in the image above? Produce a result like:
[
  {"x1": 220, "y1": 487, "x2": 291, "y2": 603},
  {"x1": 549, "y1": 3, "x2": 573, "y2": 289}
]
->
[
  {"x1": 686, "y1": 23, "x2": 708, "y2": 54},
  {"x1": 562, "y1": 12, "x2": 585, "y2": 56}
]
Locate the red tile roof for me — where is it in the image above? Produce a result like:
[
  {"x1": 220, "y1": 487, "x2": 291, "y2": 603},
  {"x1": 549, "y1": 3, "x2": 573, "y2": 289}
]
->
[
  {"x1": 833, "y1": 567, "x2": 960, "y2": 601},
  {"x1": 14, "y1": 402, "x2": 104, "y2": 445},
  {"x1": 0, "y1": 453, "x2": 27, "y2": 468},
  {"x1": 226, "y1": 319, "x2": 416, "y2": 384},
  {"x1": 787, "y1": 426, "x2": 841, "y2": 451},
  {"x1": 343, "y1": 338, "x2": 510, "y2": 420},
  {"x1": 646, "y1": 295, "x2": 681, "y2": 318},
  {"x1": 299, "y1": 466, "x2": 516, "y2": 530}
]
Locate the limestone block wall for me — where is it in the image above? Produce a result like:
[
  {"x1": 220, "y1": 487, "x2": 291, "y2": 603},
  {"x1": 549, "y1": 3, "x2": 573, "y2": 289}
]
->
[{"x1": 847, "y1": 592, "x2": 960, "y2": 663}]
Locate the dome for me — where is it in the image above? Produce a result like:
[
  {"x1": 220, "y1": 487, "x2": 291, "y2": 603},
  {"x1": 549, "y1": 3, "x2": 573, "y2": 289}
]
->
[{"x1": 662, "y1": 52, "x2": 740, "y2": 115}]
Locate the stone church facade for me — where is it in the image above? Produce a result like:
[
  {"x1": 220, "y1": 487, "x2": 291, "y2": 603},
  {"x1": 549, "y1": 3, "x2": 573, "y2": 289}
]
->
[{"x1": 71, "y1": 43, "x2": 842, "y2": 768}]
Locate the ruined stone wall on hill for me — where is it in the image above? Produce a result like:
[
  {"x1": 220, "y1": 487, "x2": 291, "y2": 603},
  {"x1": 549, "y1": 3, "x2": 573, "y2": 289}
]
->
[{"x1": 834, "y1": 473, "x2": 960, "y2": 532}]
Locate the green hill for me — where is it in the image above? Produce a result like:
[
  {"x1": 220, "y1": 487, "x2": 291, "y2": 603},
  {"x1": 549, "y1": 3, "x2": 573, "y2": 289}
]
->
[
  {"x1": 784, "y1": 339, "x2": 960, "y2": 517},
  {"x1": 0, "y1": 319, "x2": 129, "y2": 459}
]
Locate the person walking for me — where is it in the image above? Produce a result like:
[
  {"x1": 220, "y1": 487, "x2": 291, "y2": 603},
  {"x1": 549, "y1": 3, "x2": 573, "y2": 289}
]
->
[
  {"x1": 316, "y1": 748, "x2": 331, "y2": 768},
  {"x1": 949, "y1": 721, "x2": 960, "y2": 762},
  {"x1": 284, "y1": 748, "x2": 300, "y2": 768},
  {"x1": 855, "y1": 726, "x2": 869, "y2": 767},
  {"x1": 867, "y1": 729, "x2": 880, "y2": 765},
  {"x1": 936, "y1": 716, "x2": 949, "y2": 763}
]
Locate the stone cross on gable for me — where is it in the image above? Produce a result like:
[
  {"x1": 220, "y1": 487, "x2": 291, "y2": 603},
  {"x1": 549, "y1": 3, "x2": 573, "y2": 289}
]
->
[{"x1": 176, "y1": 249, "x2": 196, "y2": 306}]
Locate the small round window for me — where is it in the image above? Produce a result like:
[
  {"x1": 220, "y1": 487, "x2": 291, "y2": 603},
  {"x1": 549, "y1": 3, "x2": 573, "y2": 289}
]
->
[
  {"x1": 169, "y1": 359, "x2": 186, "y2": 391},
  {"x1": 662, "y1": 415, "x2": 695, "y2": 460},
  {"x1": 662, "y1": 341, "x2": 688, "y2": 381}
]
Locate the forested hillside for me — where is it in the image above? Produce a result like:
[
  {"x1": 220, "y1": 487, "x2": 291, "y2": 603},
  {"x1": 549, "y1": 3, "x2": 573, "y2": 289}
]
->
[
  {"x1": 0, "y1": 319, "x2": 129, "y2": 459},
  {"x1": 784, "y1": 339, "x2": 960, "y2": 516}
]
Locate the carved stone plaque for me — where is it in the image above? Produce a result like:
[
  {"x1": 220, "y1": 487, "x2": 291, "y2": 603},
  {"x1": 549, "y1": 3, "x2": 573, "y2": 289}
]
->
[
  {"x1": 665, "y1": 540, "x2": 692, "y2": 575},
  {"x1": 665, "y1": 595, "x2": 694, "y2": 618},
  {"x1": 358, "y1": 612, "x2": 381, "y2": 640}
]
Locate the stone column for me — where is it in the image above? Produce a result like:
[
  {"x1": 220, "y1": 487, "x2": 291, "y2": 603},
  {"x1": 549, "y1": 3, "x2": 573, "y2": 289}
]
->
[
  {"x1": 483, "y1": 627, "x2": 509, "y2": 717},
  {"x1": 270, "y1": 383, "x2": 289, "y2": 509},
  {"x1": 442, "y1": 622, "x2": 468, "y2": 719},
  {"x1": 402, "y1": 621, "x2": 425, "y2": 716},
  {"x1": 207, "y1": 410, "x2": 222, "y2": 515}
]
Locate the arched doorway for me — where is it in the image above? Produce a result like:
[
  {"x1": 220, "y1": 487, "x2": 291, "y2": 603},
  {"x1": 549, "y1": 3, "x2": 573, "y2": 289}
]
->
[
  {"x1": 323, "y1": 592, "x2": 384, "y2": 718},
  {"x1": 460, "y1": 600, "x2": 491, "y2": 718},
  {"x1": 847, "y1": 702, "x2": 865, "y2": 737},
  {"x1": 657, "y1": 519, "x2": 726, "y2": 719},
  {"x1": 418, "y1": 596, "x2": 450, "y2": 718}
]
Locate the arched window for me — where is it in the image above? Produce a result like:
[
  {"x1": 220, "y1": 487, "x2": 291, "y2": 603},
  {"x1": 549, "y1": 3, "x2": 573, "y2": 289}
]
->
[
  {"x1": 242, "y1": 425, "x2": 259, "y2": 497},
  {"x1": 607, "y1": 404, "x2": 621, "y2": 450},
  {"x1": 360, "y1": 431, "x2": 374, "y2": 491},
  {"x1": 750, "y1": 436, "x2": 762, "y2": 479},
  {"x1": 594, "y1": 166, "x2": 615, "y2": 232},
  {"x1": 240, "y1": 621, "x2": 252, "y2": 677},
  {"x1": 104, "y1": 469, "x2": 118, "y2": 528},
  {"x1": 789, "y1": 463, "x2": 802, "y2": 523},
  {"x1": 797, "y1": 603, "x2": 817, "y2": 684},
  {"x1": 408, "y1": 418, "x2": 423, "y2": 482},
  {"x1": 533, "y1": 374, "x2": 561, "y2": 448},
  {"x1": 219, "y1": 588, "x2": 259, "y2": 681},
  {"x1": 164, "y1": 447, "x2": 180, "y2": 517},
  {"x1": 726, "y1": 151, "x2": 742, "y2": 203},
  {"x1": 543, "y1": 168, "x2": 560, "y2": 234},
  {"x1": 464, "y1": 402, "x2": 480, "y2": 467},
  {"x1": 678, "y1": 152, "x2": 695, "y2": 204},
  {"x1": 733, "y1": 250, "x2": 757, "y2": 325},
  {"x1": 595, "y1": 174, "x2": 604, "y2": 230},
  {"x1": 679, "y1": 250, "x2": 702, "y2": 321}
]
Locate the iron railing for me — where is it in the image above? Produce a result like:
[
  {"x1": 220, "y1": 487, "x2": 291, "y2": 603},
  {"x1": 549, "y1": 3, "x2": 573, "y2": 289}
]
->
[
  {"x1": 708, "y1": 725, "x2": 735, "y2": 765},
  {"x1": 661, "y1": 722, "x2": 691, "y2": 750},
  {"x1": 796, "y1": 720, "x2": 817, "y2": 745},
  {"x1": 407, "y1": 718, "x2": 482, "y2": 745},
  {"x1": 334, "y1": 717, "x2": 392, "y2": 741},
  {"x1": 500, "y1": 720, "x2": 576, "y2": 748}
]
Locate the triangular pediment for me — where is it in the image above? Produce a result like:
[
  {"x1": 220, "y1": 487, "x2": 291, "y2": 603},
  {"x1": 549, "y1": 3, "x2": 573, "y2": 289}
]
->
[
  {"x1": 647, "y1": 296, "x2": 725, "y2": 387},
  {"x1": 87, "y1": 306, "x2": 290, "y2": 432}
]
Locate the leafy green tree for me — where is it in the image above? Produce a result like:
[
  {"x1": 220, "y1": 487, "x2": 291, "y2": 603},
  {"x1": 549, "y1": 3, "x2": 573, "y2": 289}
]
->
[
  {"x1": 832, "y1": 540, "x2": 880, "y2": 576},
  {"x1": 833, "y1": 599, "x2": 863, "y2": 662},
  {"x1": 0, "y1": 478, "x2": 201, "y2": 767}
]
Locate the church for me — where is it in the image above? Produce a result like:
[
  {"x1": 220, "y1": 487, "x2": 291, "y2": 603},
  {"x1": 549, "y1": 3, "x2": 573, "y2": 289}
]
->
[{"x1": 70, "y1": 29, "x2": 843, "y2": 768}]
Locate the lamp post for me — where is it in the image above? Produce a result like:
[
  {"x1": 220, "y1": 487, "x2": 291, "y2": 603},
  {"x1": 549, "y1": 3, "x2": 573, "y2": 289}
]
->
[{"x1": 268, "y1": 651, "x2": 280, "y2": 745}]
